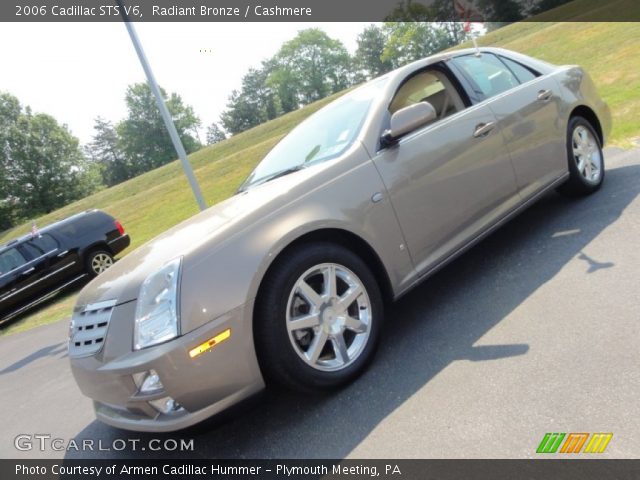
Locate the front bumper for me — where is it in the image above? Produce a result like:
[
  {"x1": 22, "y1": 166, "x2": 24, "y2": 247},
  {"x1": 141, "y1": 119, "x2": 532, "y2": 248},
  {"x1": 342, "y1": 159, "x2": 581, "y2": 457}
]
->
[{"x1": 69, "y1": 299, "x2": 264, "y2": 432}]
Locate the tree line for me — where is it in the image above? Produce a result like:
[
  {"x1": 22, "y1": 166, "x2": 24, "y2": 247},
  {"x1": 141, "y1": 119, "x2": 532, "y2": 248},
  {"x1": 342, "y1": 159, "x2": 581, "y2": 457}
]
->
[
  {"x1": 215, "y1": 0, "x2": 574, "y2": 136},
  {"x1": 219, "y1": 21, "x2": 470, "y2": 135},
  {"x1": 2, "y1": 0, "x2": 572, "y2": 231},
  {"x1": 0, "y1": 93, "x2": 101, "y2": 231},
  {"x1": 0, "y1": 21, "x2": 470, "y2": 231}
]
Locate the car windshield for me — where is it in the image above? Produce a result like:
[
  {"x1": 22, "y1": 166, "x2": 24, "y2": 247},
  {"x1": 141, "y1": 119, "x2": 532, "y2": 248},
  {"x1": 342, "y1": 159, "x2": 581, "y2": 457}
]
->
[{"x1": 239, "y1": 78, "x2": 386, "y2": 191}]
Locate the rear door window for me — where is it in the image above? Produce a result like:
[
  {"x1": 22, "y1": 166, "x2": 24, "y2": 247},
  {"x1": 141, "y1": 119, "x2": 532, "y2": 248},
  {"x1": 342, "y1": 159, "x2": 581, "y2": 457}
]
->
[
  {"x1": 499, "y1": 56, "x2": 539, "y2": 84},
  {"x1": 452, "y1": 53, "x2": 521, "y2": 99},
  {"x1": 28, "y1": 234, "x2": 59, "y2": 255}
]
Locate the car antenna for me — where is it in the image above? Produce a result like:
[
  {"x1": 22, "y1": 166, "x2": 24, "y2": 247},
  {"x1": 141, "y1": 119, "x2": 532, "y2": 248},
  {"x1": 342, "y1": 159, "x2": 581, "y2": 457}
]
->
[
  {"x1": 472, "y1": 35, "x2": 481, "y2": 57},
  {"x1": 459, "y1": 3, "x2": 482, "y2": 57},
  {"x1": 464, "y1": 22, "x2": 481, "y2": 57}
]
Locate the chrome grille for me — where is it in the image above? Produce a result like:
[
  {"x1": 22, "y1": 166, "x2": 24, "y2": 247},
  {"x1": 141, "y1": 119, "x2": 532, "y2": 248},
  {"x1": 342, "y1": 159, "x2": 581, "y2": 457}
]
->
[{"x1": 68, "y1": 300, "x2": 116, "y2": 357}]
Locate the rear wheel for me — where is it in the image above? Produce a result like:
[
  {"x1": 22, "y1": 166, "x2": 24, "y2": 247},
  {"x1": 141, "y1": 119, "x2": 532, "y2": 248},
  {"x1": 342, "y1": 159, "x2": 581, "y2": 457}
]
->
[
  {"x1": 558, "y1": 116, "x2": 604, "y2": 196},
  {"x1": 255, "y1": 242, "x2": 383, "y2": 392},
  {"x1": 86, "y1": 250, "x2": 114, "y2": 277}
]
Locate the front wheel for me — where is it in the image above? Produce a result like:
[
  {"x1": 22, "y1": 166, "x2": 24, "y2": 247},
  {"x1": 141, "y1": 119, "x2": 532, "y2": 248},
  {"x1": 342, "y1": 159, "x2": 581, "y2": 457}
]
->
[
  {"x1": 558, "y1": 116, "x2": 605, "y2": 197},
  {"x1": 255, "y1": 242, "x2": 384, "y2": 392}
]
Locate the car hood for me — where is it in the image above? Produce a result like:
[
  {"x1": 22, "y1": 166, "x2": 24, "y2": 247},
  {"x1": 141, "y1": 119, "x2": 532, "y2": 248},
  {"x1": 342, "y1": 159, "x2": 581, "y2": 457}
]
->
[{"x1": 75, "y1": 168, "x2": 321, "y2": 310}]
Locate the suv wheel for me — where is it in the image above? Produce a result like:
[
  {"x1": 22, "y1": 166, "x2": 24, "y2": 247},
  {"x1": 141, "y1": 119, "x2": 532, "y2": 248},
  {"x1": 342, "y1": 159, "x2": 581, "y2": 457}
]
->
[{"x1": 86, "y1": 250, "x2": 114, "y2": 277}]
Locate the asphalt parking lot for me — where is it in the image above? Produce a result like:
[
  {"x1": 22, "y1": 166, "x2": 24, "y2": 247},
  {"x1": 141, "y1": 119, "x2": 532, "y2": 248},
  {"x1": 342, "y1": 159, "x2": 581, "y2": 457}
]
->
[{"x1": 1, "y1": 147, "x2": 638, "y2": 460}]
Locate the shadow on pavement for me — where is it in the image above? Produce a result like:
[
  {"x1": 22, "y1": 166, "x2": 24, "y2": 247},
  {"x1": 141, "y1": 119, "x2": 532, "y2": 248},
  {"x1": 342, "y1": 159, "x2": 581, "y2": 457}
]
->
[
  {"x1": 65, "y1": 163, "x2": 639, "y2": 459},
  {"x1": 0, "y1": 341, "x2": 67, "y2": 375}
]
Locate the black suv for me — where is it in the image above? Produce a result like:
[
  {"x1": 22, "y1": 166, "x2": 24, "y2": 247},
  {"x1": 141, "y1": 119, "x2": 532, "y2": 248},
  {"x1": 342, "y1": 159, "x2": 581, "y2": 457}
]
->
[{"x1": 0, "y1": 210, "x2": 130, "y2": 324}]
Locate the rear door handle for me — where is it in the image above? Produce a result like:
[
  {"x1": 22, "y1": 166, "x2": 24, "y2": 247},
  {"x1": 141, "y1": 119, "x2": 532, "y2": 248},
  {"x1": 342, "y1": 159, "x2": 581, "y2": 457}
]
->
[
  {"x1": 21, "y1": 267, "x2": 35, "y2": 276},
  {"x1": 473, "y1": 122, "x2": 496, "y2": 138},
  {"x1": 57, "y1": 250, "x2": 69, "y2": 257},
  {"x1": 537, "y1": 89, "x2": 553, "y2": 102}
]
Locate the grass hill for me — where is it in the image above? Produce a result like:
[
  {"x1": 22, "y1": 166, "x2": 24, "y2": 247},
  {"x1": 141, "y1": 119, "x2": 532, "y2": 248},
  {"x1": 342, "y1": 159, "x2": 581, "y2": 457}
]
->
[{"x1": 1, "y1": 20, "x2": 639, "y2": 335}]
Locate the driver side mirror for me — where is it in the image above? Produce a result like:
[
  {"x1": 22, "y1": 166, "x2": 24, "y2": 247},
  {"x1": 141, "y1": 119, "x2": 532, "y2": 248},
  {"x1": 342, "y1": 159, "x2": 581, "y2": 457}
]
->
[{"x1": 381, "y1": 101, "x2": 437, "y2": 147}]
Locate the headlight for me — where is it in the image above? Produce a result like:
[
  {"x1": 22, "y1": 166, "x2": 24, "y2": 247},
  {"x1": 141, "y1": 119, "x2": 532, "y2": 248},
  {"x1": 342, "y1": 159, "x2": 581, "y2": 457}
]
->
[{"x1": 134, "y1": 258, "x2": 182, "y2": 350}]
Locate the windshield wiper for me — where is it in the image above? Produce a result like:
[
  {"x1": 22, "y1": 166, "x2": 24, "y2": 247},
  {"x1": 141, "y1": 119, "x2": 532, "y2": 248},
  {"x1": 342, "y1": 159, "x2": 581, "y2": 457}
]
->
[
  {"x1": 237, "y1": 165, "x2": 306, "y2": 193},
  {"x1": 305, "y1": 145, "x2": 321, "y2": 163}
]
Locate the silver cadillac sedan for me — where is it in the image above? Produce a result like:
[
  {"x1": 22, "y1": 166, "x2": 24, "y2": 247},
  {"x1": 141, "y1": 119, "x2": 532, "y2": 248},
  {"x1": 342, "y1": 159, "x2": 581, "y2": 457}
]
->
[{"x1": 69, "y1": 47, "x2": 610, "y2": 431}]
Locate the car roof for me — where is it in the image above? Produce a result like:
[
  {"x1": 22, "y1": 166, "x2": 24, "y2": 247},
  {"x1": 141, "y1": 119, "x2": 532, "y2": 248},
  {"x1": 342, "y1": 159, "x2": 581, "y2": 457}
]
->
[
  {"x1": 0, "y1": 209, "x2": 103, "y2": 253},
  {"x1": 388, "y1": 47, "x2": 556, "y2": 81}
]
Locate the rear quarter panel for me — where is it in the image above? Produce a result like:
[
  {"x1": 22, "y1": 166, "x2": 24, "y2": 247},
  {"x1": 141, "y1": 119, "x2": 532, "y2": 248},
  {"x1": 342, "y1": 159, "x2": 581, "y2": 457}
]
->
[{"x1": 551, "y1": 66, "x2": 612, "y2": 143}]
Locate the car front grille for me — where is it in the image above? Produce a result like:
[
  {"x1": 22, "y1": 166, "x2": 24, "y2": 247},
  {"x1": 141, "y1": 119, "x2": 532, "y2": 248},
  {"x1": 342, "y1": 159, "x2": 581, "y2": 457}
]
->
[{"x1": 68, "y1": 300, "x2": 117, "y2": 358}]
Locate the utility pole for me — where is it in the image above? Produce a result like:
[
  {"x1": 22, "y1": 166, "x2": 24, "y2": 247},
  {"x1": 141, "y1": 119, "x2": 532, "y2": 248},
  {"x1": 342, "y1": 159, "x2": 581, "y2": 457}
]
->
[{"x1": 116, "y1": 0, "x2": 207, "y2": 211}]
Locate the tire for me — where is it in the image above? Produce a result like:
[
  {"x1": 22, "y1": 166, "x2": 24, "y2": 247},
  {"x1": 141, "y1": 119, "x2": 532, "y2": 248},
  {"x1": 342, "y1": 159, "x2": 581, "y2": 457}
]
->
[
  {"x1": 86, "y1": 250, "x2": 114, "y2": 278},
  {"x1": 255, "y1": 242, "x2": 384, "y2": 392},
  {"x1": 558, "y1": 116, "x2": 605, "y2": 197}
]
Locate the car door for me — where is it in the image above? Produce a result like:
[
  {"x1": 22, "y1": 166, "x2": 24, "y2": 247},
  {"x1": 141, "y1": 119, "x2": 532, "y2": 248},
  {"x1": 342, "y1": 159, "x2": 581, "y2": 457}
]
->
[
  {"x1": 15, "y1": 241, "x2": 52, "y2": 298},
  {"x1": 21, "y1": 233, "x2": 77, "y2": 292},
  {"x1": 372, "y1": 65, "x2": 521, "y2": 276},
  {"x1": 450, "y1": 53, "x2": 567, "y2": 200},
  {"x1": 0, "y1": 246, "x2": 35, "y2": 317}
]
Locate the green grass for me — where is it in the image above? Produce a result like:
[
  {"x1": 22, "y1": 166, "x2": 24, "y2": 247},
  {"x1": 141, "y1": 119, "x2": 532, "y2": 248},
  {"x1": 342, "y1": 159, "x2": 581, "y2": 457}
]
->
[{"x1": 1, "y1": 18, "x2": 639, "y2": 336}]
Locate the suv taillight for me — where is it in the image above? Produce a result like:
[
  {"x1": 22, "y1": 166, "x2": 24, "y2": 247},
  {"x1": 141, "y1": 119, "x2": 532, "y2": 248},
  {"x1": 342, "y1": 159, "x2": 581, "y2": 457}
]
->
[{"x1": 115, "y1": 220, "x2": 125, "y2": 235}]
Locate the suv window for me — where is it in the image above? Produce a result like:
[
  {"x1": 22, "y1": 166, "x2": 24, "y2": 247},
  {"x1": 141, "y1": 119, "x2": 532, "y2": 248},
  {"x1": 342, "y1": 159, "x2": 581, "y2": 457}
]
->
[
  {"x1": 453, "y1": 53, "x2": 521, "y2": 99},
  {"x1": 21, "y1": 234, "x2": 59, "y2": 259},
  {"x1": 56, "y1": 213, "x2": 106, "y2": 238},
  {"x1": 0, "y1": 248, "x2": 27, "y2": 275},
  {"x1": 26, "y1": 234, "x2": 59, "y2": 256}
]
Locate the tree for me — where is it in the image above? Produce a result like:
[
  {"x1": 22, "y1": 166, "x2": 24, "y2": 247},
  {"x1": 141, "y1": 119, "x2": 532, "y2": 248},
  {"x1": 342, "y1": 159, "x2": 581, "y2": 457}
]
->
[
  {"x1": 85, "y1": 117, "x2": 128, "y2": 186},
  {"x1": 220, "y1": 29, "x2": 352, "y2": 135},
  {"x1": 205, "y1": 122, "x2": 226, "y2": 145},
  {"x1": 431, "y1": 0, "x2": 473, "y2": 45},
  {"x1": 220, "y1": 64, "x2": 284, "y2": 135},
  {"x1": 264, "y1": 59, "x2": 299, "y2": 114},
  {"x1": 476, "y1": 0, "x2": 524, "y2": 29},
  {"x1": 531, "y1": 0, "x2": 573, "y2": 15},
  {"x1": 269, "y1": 29, "x2": 353, "y2": 107},
  {"x1": 116, "y1": 83, "x2": 201, "y2": 178},
  {"x1": 381, "y1": 23, "x2": 453, "y2": 69},
  {"x1": 0, "y1": 93, "x2": 21, "y2": 229},
  {"x1": 354, "y1": 25, "x2": 394, "y2": 80},
  {"x1": 0, "y1": 92, "x2": 98, "y2": 230},
  {"x1": 220, "y1": 89, "x2": 261, "y2": 135},
  {"x1": 241, "y1": 67, "x2": 281, "y2": 121},
  {"x1": 384, "y1": 0, "x2": 434, "y2": 21}
]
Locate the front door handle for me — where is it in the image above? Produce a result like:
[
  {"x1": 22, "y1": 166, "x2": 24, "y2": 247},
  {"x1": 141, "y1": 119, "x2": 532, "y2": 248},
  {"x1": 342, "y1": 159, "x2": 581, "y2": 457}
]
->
[
  {"x1": 21, "y1": 267, "x2": 35, "y2": 276},
  {"x1": 537, "y1": 89, "x2": 553, "y2": 102},
  {"x1": 473, "y1": 122, "x2": 496, "y2": 138}
]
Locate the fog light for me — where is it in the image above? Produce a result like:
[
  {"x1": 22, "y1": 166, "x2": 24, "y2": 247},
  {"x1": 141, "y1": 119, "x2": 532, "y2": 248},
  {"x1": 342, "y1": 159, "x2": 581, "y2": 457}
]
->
[
  {"x1": 149, "y1": 396, "x2": 183, "y2": 414},
  {"x1": 133, "y1": 370, "x2": 164, "y2": 394}
]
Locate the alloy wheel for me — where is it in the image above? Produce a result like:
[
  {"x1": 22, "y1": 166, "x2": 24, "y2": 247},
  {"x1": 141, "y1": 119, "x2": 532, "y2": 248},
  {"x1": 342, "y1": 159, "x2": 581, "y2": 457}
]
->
[
  {"x1": 91, "y1": 253, "x2": 113, "y2": 275},
  {"x1": 572, "y1": 125, "x2": 602, "y2": 184},
  {"x1": 286, "y1": 263, "x2": 372, "y2": 372}
]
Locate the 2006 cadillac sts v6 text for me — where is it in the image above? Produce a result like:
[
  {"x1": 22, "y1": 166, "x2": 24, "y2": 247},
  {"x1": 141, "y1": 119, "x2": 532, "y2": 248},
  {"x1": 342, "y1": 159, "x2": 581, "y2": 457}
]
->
[{"x1": 69, "y1": 48, "x2": 610, "y2": 431}]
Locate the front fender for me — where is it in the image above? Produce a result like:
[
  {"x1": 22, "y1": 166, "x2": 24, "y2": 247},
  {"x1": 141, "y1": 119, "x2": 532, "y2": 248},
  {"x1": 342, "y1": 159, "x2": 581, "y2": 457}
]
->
[{"x1": 179, "y1": 149, "x2": 414, "y2": 336}]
